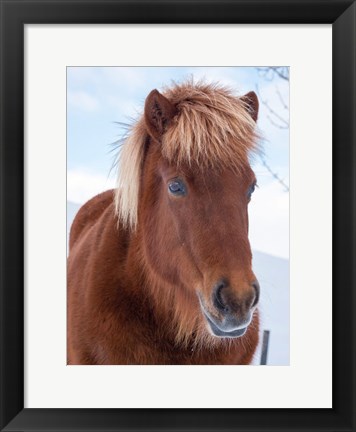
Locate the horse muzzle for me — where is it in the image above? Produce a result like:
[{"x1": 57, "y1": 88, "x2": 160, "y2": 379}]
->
[{"x1": 198, "y1": 277, "x2": 260, "y2": 338}]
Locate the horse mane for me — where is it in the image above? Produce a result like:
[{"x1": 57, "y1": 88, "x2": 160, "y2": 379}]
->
[{"x1": 115, "y1": 79, "x2": 259, "y2": 229}]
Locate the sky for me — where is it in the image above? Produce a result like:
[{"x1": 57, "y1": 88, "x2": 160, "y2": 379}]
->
[{"x1": 67, "y1": 67, "x2": 289, "y2": 258}]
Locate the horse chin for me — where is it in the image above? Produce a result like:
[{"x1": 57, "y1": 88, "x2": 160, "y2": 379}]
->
[
  {"x1": 198, "y1": 303, "x2": 248, "y2": 339},
  {"x1": 204, "y1": 314, "x2": 247, "y2": 338},
  {"x1": 204, "y1": 313, "x2": 248, "y2": 338}
]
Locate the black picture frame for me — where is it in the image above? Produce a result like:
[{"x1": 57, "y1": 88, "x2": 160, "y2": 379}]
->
[{"x1": 1, "y1": 1, "x2": 355, "y2": 431}]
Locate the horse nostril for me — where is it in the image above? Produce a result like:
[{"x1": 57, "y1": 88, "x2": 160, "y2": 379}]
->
[
  {"x1": 251, "y1": 280, "x2": 260, "y2": 308},
  {"x1": 213, "y1": 278, "x2": 229, "y2": 313}
]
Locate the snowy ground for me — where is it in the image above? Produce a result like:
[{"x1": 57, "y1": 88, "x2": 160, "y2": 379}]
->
[
  {"x1": 251, "y1": 251, "x2": 289, "y2": 365},
  {"x1": 67, "y1": 201, "x2": 289, "y2": 365}
]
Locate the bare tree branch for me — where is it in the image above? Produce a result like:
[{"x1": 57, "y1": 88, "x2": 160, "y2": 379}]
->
[
  {"x1": 275, "y1": 85, "x2": 289, "y2": 110},
  {"x1": 259, "y1": 156, "x2": 289, "y2": 192},
  {"x1": 264, "y1": 103, "x2": 289, "y2": 128},
  {"x1": 256, "y1": 83, "x2": 289, "y2": 128},
  {"x1": 255, "y1": 68, "x2": 290, "y2": 191},
  {"x1": 256, "y1": 67, "x2": 289, "y2": 82},
  {"x1": 269, "y1": 67, "x2": 289, "y2": 81},
  {"x1": 266, "y1": 114, "x2": 289, "y2": 130},
  {"x1": 256, "y1": 67, "x2": 274, "y2": 81}
]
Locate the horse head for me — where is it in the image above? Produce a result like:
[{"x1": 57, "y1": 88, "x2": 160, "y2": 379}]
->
[{"x1": 116, "y1": 81, "x2": 260, "y2": 343}]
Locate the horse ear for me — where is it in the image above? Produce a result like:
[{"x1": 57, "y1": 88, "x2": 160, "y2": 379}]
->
[
  {"x1": 240, "y1": 91, "x2": 259, "y2": 122},
  {"x1": 144, "y1": 89, "x2": 177, "y2": 142}
]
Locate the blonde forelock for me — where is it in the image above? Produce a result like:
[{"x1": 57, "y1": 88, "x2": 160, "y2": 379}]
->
[{"x1": 115, "y1": 79, "x2": 259, "y2": 229}]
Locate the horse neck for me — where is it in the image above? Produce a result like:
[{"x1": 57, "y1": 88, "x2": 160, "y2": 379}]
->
[{"x1": 124, "y1": 227, "x2": 187, "y2": 339}]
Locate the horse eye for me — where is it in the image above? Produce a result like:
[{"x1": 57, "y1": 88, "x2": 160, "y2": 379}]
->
[
  {"x1": 247, "y1": 183, "x2": 256, "y2": 199},
  {"x1": 168, "y1": 179, "x2": 186, "y2": 196}
]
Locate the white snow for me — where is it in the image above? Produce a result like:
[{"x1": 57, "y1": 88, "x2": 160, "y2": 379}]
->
[{"x1": 252, "y1": 251, "x2": 289, "y2": 365}]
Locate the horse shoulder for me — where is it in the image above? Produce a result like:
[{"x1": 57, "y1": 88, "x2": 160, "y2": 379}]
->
[
  {"x1": 67, "y1": 189, "x2": 130, "y2": 364},
  {"x1": 68, "y1": 190, "x2": 156, "y2": 365}
]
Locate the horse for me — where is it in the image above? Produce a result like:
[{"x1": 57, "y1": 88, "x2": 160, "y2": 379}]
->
[{"x1": 67, "y1": 80, "x2": 261, "y2": 365}]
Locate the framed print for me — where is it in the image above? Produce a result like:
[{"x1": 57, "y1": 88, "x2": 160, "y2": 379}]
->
[{"x1": 0, "y1": 1, "x2": 355, "y2": 431}]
